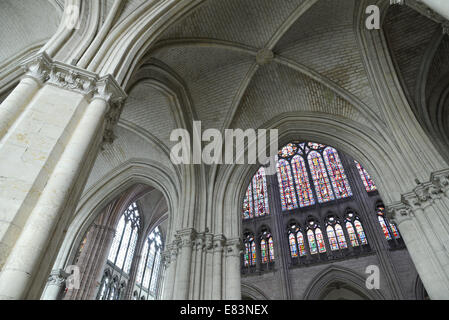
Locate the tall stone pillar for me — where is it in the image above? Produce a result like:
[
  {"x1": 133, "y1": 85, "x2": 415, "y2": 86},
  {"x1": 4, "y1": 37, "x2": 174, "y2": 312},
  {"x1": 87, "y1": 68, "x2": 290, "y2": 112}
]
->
[
  {"x1": 161, "y1": 244, "x2": 179, "y2": 300},
  {"x1": 389, "y1": 169, "x2": 449, "y2": 300},
  {"x1": 0, "y1": 52, "x2": 126, "y2": 300},
  {"x1": 211, "y1": 235, "x2": 225, "y2": 300},
  {"x1": 192, "y1": 235, "x2": 205, "y2": 300},
  {"x1": 225, "y1": 238, "x2": 242, "y2": 300},
  {"x1": 203, "y1": 233, "x2": 214, "y2": 299},
  {"x1": 0, "y1": 75, "x2": 42, "y2": 139},
  {"x1": 172, "y1": 229, "x2": 195, "y2": 299}
]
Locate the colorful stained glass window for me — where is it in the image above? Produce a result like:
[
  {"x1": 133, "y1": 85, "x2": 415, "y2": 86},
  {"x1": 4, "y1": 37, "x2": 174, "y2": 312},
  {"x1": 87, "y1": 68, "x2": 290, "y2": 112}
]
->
[
  {"x1": 251, "y1": 241, "x2": 256, "y2": 265},
  {"x1": 315, "y1": 228, "x2": 327, "y2": 253},
  {"x1": 378, "y1": 215, "x2": 392, "y2": 240},
  {"x1": 253, "y1": 167, "x2": 269, "y2": 217},
  {"x1": 307, "y1": 229, "x2": 318, "y2": 254},
  {"x1": 244, "y1": 234, "x2": 257, "y2": 267},
  {"x1": 261, "y1": 239, "x2": 268, "y2": 263},
  {"x1": 335, "y1": 224, "x2": 347, "y2": 249},
  {"x1": 297, "y1": 232, "x2": 306, "y2": 256},
  {"x1": 308, "y1": 142, "x2": 326, "y2": 150},
  {"x1": 355, "y1": 160, "x2": 377, "y2": 192},
  {"x1": 308, "y1": 151, "x2": 334, "y2": 203},
  {"x1": 279, "y1": 143, "x2": 297, "y2": 157},
  {"x1": 327, "y1": 226, "x2": 339, "y2": 251},
  {"x1": 268, "y1": 237, "x2": 275, "y2": 261},
  {"x1": 242, "y1": 184, "x2": 253, "y2": 219},
  {"x1": 277, "y1": 159, "x2": 298, "y2": 210},
  {"x1": 346, "y1": 222, "x2": 359, "y2": 247},
  {"x1": 354, "y1": 220, "x2": 368, "y2": 245},
  {"x1": 291, "y1": 155, "x2": 315, "y2": 207},
  {"x1": 390, "y1": 223, "x2": 400, "y2": 239},
  {"x1": 323, "y1": 147, "x2": 352, "y2": 199},
  {"x1": 244, "y1": 242, "x2": 250, "y2": 266},
  {"x1": 289, "y1": 232, "x2": 298, "y2": 257},
  {"x1": 242, "y1": 167, "x2": 269, "y2": 219}
]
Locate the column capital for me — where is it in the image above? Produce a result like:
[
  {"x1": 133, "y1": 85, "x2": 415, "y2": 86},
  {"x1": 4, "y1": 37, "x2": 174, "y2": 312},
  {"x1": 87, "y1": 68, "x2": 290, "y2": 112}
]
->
[
  {"x1": 47, "y1": 269, "x2": 67, "y2": 287},
  {"x1": 213, "y1": 234, "x2": 227, "y2": 252},
  {"x1": 387, "y1": 168, "x2": 449, "y2": 223},
  {"x1": 21, "y1": 52, "x2": 127, "y2": 105},
  {"x1": 175, "y1": 228, "x2": 197, "y2": 248},
  {"x1": 387, "y1": 201, "x2": 413, "y2": 224},
  {"x1": 225, "y1": 238, "x2": 242, "y2": 258},
  {"x1": 431, "y1": 169, "x2": 449, "y2": 193},
  {"x1": 20, "y1": 52, "x2": 127, "y2": 144}
]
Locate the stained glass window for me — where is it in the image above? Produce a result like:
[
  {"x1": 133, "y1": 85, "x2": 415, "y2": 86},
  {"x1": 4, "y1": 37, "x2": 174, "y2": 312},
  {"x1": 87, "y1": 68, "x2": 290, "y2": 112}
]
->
[
  {"x1": 135, "y1": 226, "x2": 163, "y2": 300},
  {"x1": 390, "y1": 223, "x2": 400, "y2": 239},
  {"x1": 274, "y1": 141, "x2": 355, "y2": 211},
  {"x1": 315, "y1": 228, "x2": 326, "y2": 253},
  {"x1": 243, "y1": 167, "x2": 270, "y2": 219},
  {"x1": 279, "y1": 143, "x2": 298, "y2": 157},
  {"x1": 243, "y1": 233, "x2": 257, "y2": 267},
  {"x1": 260, "y1": 230, "x2": 274, "y2": 263},
  {"x1": 354, "y1": 220, "x2": 368, "y2": 245},
  {"x1": 242, "y1": 184, "x2": 253, "y2": 219},
  {"x1": 288, "y1": 224, "x2": 306, "y2": 258},
  {"x1": 244, "y1": 242, "x2": 250, "y2": 266},
  {"x1": 355, "y1": 160, "x2": 377, "y2": 192},
  {"x1": 346, "y1": 221, "x2": 359, "y2": 247},
  {"x1": 323, "y1": 147, "x2": 352, "y2": 199},
  {"x1": 308, "y1": 151, "x2": 334, "y2": 203},
  {"x1": 251, "y1": 241, "x2": 257, "y2": 265},
  {"x1": 376, "y1": 205, "x2": 400, "y2": 241},
  {"x1": 268, "y1": 236, "x2": 275, "y2": 261},
  {"x1": 289, "y1": 232, "x2": 298, "y2": 257},
  {"x1": 335, "y1": 224, "x2": 347, "y2": 249},
  {"x1": 307, "y1": 229, "x2": 318, "y2": 254},
  {"x1": 107, "y1": 202, "x2": 140, "y2": 273},
  {"x1": 291, "y1": 155, "x2": 315, "y2": 207},
  {"x1": 277, "y1": 159, "x2": 298, "y2": 211},
  {"x1": 253, "y1": 167, "x2": 270, "y2": 217},
  {"x1": 327, "y1": 225, "x2": 339, "y2": 251},
  {"x1": 297, "y1": 232, "x2": 306, "y2": 256},
  {"x1": 261, "y1": 239, "x2": 268, "y2": 263}
]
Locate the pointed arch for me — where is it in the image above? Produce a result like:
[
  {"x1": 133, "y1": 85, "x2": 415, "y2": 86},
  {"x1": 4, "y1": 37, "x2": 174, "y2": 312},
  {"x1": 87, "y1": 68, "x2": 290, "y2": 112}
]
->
[{"x1": 303, "y1": 266, "x2": 386, "y2": 300}]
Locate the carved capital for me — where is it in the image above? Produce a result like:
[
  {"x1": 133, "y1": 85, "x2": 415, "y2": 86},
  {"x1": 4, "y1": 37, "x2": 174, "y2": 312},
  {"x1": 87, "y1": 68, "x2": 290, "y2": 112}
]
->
[
  {"x1": 21, "y1": 52, "x2": 52, "y2": 84},
  {"x1": 387, "y1": 201, "x2": 413, "y2": 224},
  {"x1": 431, "y1": 169, "x2": 449, "y2": 193},
  {"x1": 47, "y1": 269, "x2": 67, "y2": 287},
  {"x1": 21, "y1": 52, "x2": 126, "y2": 104},
  {"x1": 20, "y1": 52, "x2": 127, "y2": 144},
  {"x1": 225, "y1": 238, "x2": 242, "y2": 257},
  {"x1": 176, "y1": 228, "x2": 196, "y2": 248},
  {"x1": 205, "y1": 233, "x2": 214, "y2": 251},
  {"x1": 213, "y1": 234, "x2": 226, "y2": 252}
]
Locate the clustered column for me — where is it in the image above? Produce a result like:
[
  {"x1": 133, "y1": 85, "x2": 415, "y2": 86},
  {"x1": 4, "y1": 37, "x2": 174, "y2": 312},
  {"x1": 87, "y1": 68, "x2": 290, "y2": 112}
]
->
[
  {"x1": 0, "y1": 51, "x2": 126, "y2": 300},
  {"x1": 161, "y1": 229, "x2": 242, "y2": 300},
  {"x1": 388, "y1": 169, "x2": 449, "y2": 300}
]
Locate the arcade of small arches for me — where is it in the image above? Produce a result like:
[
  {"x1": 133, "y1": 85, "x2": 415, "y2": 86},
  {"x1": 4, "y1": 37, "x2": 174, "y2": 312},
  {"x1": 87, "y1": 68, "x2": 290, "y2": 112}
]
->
[{"x1": 1, "y1": 0, "x2": 449, "y2": 301}]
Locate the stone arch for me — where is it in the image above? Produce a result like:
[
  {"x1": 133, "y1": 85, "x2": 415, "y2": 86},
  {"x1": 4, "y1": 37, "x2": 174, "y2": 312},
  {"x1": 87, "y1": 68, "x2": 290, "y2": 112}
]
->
[
  {"x1": 303, "y1": 266, "x2": 385, "y2": 300},
  {"x1": 241, "y1": 282, "x2": 270, "y2": 301},
  {"x1": 216, "y1": 112, "x2": 419, "y2": 241},
  {"x1": 51, "y1": 158, "x2": 179, "y2": 275}
]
